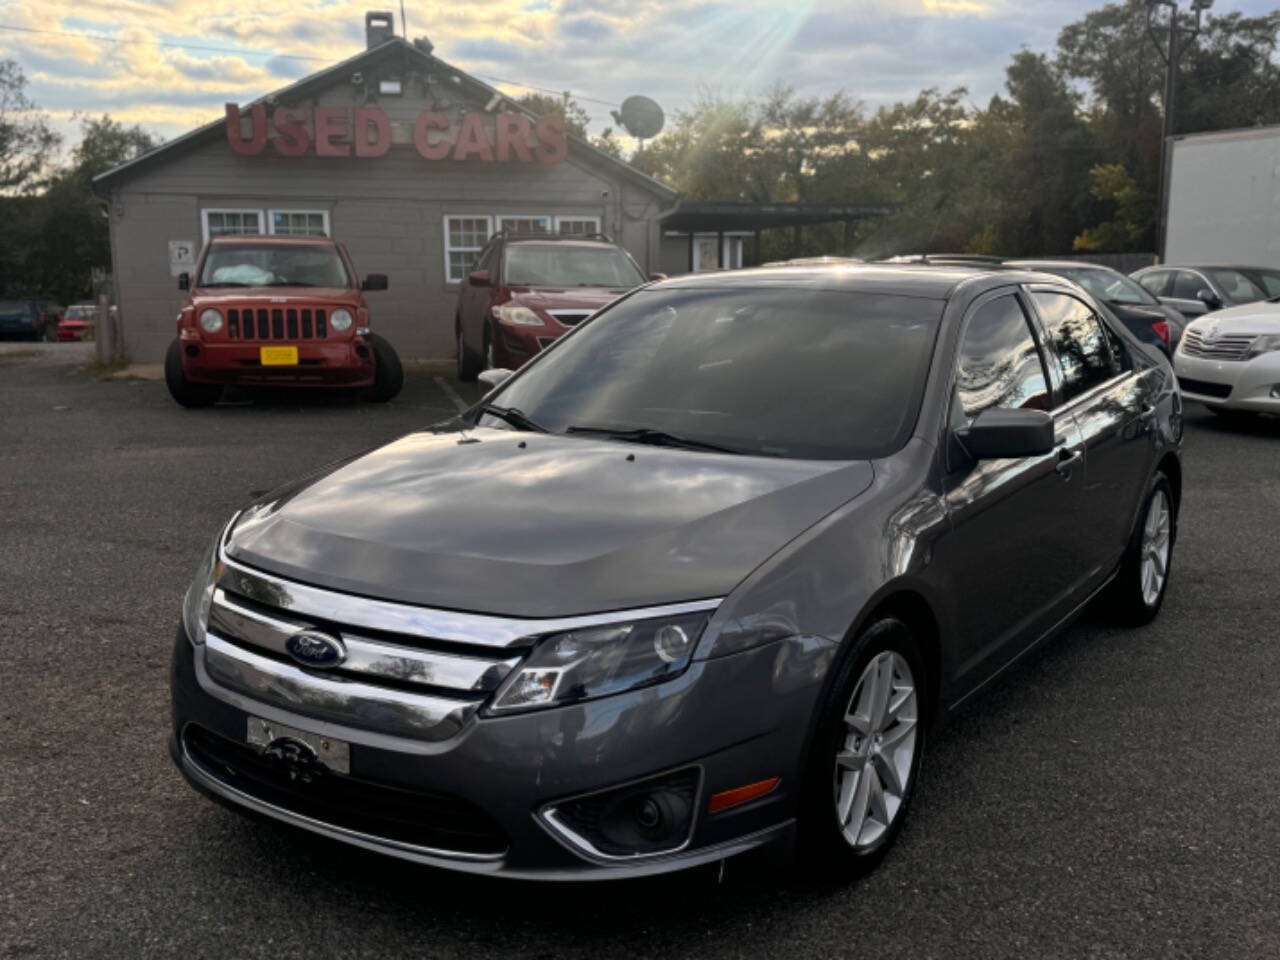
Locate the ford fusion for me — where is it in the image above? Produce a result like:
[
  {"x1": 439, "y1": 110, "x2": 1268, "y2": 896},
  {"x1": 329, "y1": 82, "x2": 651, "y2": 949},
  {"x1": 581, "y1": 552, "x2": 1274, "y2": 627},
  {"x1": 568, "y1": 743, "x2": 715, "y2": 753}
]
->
[{"x1": 172, "y1": 264, "x2": 1182, "y2": 880}]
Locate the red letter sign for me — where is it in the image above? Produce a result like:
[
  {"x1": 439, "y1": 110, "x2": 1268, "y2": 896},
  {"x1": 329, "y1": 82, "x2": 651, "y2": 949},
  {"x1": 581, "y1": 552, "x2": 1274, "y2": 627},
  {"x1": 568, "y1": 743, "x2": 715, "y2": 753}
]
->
[
  {"x1": 314, "y1": 107, "x2": 351, "y2": 157},
  {"x1": 533, "y1": 115, "x2": 568, "y2": 165},
  {"x1": 495, "y1": 113, "x2": 534, "y2": 163},
  {"x1": 271, "y1": 107, "x2": 311, "y2": 157},
  {"x1": 452, "y1": 113, "x2": 495, "y2": 162},
  {"x1": 354, "y1": 107, "x2": 391, "y2": 157},
  {"x1": 225, "y1": 103, "x2": 267, "y2": 155}
]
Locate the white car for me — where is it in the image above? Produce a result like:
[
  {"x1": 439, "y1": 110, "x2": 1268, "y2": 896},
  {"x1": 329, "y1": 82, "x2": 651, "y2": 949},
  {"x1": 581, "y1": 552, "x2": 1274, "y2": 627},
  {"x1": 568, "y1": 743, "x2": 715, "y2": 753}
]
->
[{"x1": 1174, "y1": 301, "x2": 1280, "y2": 414}]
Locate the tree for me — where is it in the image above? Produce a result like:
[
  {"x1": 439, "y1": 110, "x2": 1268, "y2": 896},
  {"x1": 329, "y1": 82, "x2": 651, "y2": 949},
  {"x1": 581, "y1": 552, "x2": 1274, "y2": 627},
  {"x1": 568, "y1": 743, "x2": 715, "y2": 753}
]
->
[
  {"x1": 1073, "y1": 163, "x2": 1155, "y2": 251},
  {"x1": 0, "y1": 59, "x2": 59, "y2": 193},
  {"x1": 516, "y1": 91, "x2": 628, "y2": 159}
]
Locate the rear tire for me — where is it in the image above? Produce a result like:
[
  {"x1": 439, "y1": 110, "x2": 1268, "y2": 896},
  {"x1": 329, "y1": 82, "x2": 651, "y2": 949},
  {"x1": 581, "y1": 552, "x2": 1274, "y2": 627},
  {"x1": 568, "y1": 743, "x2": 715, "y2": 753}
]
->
[
  {"x1": 797, "y1": 616, "x2": 927, "y2": 882},
  {"x1": 363, "y1": 333, "x2": 403, "y2": 403},
  {"x1": 1104, "y1": 472, "x2": 1175, "y2": 626},
  {"x1": 164, "y1": 340, "x2": 222, "y2": 408},
  {"x1": 457, "y1": 318, "x2": 482, "y2": 382}
]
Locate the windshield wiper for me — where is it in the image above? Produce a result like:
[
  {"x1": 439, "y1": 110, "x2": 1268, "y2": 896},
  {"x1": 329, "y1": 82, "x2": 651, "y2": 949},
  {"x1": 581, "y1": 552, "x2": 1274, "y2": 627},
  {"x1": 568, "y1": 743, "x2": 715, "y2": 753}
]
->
[
  {"x1": 199, "y1": 282, "x2": 250, "y2": 288},
  {"x1": 564, "y1": 424, "x2": 744, "y2": 454},
  {"x1": 264, "y1": 281, "x2": 315, "y2": 287},
  {"x1": 477, "y1": 404, "x2": 547, "y2": 433}
]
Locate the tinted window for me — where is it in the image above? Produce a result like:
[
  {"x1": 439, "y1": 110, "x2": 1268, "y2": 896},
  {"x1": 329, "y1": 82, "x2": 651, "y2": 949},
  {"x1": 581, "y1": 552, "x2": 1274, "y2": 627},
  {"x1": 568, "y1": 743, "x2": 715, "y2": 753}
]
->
[
  {"x1": 489, "y1": 288, "x2": 943, "y2": 460},
  {"x1": 198, "y1": 244, "x2": 350, "y2": 287},
  {"x1": 1032, "y1": 292, "x2": 1122, "y2": 401},
  {"x1": 954, "y1": 295, "x2": 1050, "y2": 420},
  {"x1": 1173, "y1": 271, "x2": 1210, "y2": 300},
  {"x1": 1052, "y1": 268, "x2": 1160, "y2": 306},
  {"x1": 1137, "y1": 271, "x2": 1171, "y2": 297},
  {"x1": 1206, "y1": 268, "x2": 1266, "y2": 303},
  {"x1": 1238, "y1": 268, "x2": 1280, "y2": 298}
]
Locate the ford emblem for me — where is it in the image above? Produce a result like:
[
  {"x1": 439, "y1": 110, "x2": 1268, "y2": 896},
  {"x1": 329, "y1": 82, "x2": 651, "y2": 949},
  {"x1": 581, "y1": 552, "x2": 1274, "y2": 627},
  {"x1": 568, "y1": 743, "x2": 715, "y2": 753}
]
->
[{"x1": 285, "y1": 630, "x2": 346, "y2": 668}]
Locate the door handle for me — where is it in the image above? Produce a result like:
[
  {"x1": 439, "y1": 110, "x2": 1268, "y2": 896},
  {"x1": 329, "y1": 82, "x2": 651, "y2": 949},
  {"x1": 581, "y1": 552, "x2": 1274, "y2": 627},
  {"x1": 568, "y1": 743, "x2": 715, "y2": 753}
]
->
[{"x1": 1055, "y1": 447, "x2": 1083, "y2": 477}]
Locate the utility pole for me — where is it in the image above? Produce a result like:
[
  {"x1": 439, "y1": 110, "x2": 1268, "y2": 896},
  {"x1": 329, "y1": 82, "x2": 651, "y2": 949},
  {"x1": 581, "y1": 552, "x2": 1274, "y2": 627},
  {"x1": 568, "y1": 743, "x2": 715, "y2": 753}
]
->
[{"x1": 1148, "y1": 0, "x2": 1212, "y2": 261}]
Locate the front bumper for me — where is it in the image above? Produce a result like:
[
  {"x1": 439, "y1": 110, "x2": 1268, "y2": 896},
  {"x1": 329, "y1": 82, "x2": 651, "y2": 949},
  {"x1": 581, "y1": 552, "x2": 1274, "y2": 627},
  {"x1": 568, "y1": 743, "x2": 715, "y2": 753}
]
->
[
  {"x1": 1175, "y1": 351, "x2": 1280, "y2": 411},
  {"x1": 170, "y1": 622, "x2": 823, "y2": 879},
  {"x1": 493, "y1": 321, "x2": 568, "y2": 370},
  {"x1": 181, "y1": 340, "x2": 375, "y2": 388}
]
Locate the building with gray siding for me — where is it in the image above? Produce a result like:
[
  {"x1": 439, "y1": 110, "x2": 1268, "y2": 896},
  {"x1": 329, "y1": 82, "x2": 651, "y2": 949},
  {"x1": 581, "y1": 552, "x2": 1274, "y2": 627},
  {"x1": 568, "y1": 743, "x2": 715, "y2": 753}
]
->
[{"x1": 94, "y1": 22, "x2": 678, "y2": 364}]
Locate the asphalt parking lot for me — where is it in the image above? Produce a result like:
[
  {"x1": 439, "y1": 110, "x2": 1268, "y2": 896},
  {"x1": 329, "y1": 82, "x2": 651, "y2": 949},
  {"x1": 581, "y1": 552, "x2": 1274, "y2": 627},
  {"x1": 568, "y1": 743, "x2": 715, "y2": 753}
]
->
[{"x1": 3, "y1": 348, "x2": 1278, "y2": 959}]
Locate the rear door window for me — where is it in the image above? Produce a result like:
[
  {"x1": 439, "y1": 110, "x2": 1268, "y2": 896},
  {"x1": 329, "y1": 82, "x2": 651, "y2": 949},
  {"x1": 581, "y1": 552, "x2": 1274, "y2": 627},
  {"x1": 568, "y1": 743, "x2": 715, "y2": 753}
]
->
[{"x1": 1031, "y1": 292, "x2": 1123, "y2": 403}]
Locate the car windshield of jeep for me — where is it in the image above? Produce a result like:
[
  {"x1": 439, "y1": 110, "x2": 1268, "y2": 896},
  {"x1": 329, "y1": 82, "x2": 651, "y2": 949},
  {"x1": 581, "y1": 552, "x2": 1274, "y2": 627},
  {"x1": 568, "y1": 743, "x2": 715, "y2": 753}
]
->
[{"x1": 198, "y1": 244, "x2": 351, "y2": 288}]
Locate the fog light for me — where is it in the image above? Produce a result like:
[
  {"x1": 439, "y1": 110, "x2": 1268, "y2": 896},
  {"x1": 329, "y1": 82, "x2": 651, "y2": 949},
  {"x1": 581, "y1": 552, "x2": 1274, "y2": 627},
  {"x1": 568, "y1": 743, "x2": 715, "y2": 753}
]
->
[{"x1": 542, "y1": 767, "x2": 700, "y2": 859}]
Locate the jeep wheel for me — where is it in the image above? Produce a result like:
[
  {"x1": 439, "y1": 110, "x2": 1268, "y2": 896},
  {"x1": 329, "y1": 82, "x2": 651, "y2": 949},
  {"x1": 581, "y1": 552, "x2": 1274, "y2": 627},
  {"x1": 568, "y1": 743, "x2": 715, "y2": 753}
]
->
[
  {"x1": 364, "y1": 333, "x2": 403, "y2": 403},
  {"x1": 164, "y1": 339, "x2": 222, "y2": 408}
]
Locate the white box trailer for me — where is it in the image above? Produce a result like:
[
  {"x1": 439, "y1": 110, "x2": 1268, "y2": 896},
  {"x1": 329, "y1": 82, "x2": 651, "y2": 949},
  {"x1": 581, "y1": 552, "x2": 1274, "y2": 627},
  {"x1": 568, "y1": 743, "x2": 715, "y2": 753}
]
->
[{"x1": 1166, "y1": 125, "x2": 1280, "y2": 266}]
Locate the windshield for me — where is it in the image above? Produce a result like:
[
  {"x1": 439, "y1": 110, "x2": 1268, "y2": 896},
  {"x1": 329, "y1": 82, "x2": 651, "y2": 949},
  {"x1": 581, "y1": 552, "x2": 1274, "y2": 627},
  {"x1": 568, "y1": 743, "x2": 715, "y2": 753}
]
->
[
  {"x1": 66, "y1": 305, "x2": 95, "y2": 319},
  {"x1": 1209, "y1": 268, "x2": 1280, "y2": 302},
  {"x1": 1052, "y1": 268, "x2": 1160, "y2": 306},
  {"x1": 486, "y1": 287, "x2": 943, "y2": 460},
  {"x1": 0, "y1": 301, "x2": 34, "y2": 319},
  {"x1": 503, "y1": 244, "x2": 645, "y2": 288},
  {"x1": 198, "y1": 244, "x2": 350, "y2": 288}
]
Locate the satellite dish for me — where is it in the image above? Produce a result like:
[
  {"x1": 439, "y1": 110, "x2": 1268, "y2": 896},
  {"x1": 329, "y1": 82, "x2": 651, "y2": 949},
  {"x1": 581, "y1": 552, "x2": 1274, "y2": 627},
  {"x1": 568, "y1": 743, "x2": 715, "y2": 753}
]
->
[{"x1": 612, "y1": 96, "x2": 665, "y2": 140}]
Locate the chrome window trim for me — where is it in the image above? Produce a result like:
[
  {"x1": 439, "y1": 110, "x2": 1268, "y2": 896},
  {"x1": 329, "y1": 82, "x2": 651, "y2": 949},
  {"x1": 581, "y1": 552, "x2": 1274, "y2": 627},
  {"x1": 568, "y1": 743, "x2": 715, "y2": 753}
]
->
[
  {"x1": 179, "y1": 731, "x2": 505, "y2": 864},
  {"x1": 218, "y1": 545, "x2": 722, "y2": 649}
]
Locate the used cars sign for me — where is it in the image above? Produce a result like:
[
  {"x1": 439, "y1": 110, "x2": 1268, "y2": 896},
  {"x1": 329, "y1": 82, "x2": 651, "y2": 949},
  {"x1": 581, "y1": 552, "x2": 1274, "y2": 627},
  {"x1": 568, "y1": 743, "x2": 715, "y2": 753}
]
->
[{"x1": 224, "y1": 103, "x2": 568, "y2": 164}]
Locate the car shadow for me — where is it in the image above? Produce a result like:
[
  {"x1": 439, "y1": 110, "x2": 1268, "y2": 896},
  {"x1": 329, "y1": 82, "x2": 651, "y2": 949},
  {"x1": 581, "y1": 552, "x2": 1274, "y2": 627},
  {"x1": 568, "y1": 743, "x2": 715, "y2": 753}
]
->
[{"x1": 1184, "y1": 403, "x2": 1280, "y2": 437}]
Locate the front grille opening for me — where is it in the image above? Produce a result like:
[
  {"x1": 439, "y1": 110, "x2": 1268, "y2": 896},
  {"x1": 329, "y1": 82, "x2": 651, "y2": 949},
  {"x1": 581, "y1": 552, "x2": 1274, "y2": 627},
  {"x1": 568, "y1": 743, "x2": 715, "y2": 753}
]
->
[
  {"x1": 1178, "y1": 376, "x2": 1232, "y2": 399},
  {"x1": 184, "y1": 725, "x2": 508, "y2": 856},
  {"x1": 548, "y1": 768, "x2": 699, "y2": 857}
]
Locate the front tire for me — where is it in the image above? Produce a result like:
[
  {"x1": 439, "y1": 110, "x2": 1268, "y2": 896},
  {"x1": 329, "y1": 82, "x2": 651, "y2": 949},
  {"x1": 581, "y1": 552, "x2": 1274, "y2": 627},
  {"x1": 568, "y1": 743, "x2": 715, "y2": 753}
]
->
[
  {"x1": 1105, "y1": 473, "x2": 1175, "y2": 625},
  {"x1": 164, "y1": 340, "x2": 222, "y2": 408},
  {"x1": 363, "y1": 333, "x2": 403, "y2": 402},
  {"x1": 457, "y1": 317, "x2": 482, "y2": 382},
  {"x1": 798, "y1": 616, "x2": 926, "y2": 881}
]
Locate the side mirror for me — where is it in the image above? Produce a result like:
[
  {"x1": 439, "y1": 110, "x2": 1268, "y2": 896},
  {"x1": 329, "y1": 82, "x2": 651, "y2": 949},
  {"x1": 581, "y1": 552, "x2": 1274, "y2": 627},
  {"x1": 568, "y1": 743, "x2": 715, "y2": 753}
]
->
[
  {"x1": 1196, "y1": 288, "x2": 1222, "y2": 310},
  {"x1": 362, "y1": 273, "x2": 388, "y2": 291},
  {"x1": 648, "y1": 272, "x2": 668, "y2": 282},
  {"x1": 177, "y1": 273, "x2": 190, "y2": 291},
  {"x1": 468, "y1": 269, "x2": 490, "y2": 288},
  {"x1": 957, "y1": 408, "x2": 1054, "y2": 460},
  {"x1": 478, "y1": 368, "x2": 513, "y2": 391}
]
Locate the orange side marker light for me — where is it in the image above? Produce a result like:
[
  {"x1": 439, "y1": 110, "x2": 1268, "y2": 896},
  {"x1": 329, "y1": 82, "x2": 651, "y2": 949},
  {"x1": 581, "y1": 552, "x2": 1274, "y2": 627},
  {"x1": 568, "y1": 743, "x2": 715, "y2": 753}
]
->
[{"x1": 707, "y1": 777, "x2": 781, "y2": 813}]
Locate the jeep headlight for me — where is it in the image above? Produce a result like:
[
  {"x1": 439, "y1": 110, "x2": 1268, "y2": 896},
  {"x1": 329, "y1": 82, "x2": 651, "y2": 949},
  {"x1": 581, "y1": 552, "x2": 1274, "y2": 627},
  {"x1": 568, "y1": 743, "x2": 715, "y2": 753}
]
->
[
  {"x1": 330, "y1": 308, "x2": 354, "y2": 332},
  {"x1": 1247, "y1": 334, "x2": 1280, "y2": 358},
  {"x1": 198, "y1": 308, "x2": 223, "y2": 333},
  {"x1": 182, "y1": 521, "x2": 230, "y2": 646},
  {"x1": 492, "y1": 304, "x2": 543, "y2": 326},
  {"x1": 488, "y1": 612, "x2": 711, "y2": 713}
]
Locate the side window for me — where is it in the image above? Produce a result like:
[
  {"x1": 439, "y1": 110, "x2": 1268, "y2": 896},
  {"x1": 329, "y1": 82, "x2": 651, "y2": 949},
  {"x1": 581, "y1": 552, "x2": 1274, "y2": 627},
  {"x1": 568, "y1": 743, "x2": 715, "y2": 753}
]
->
[
  {"x1": 1137, "y1": 271, "x2": 1170, "y2": 297},
  {"x1": 1172, "y1": 271, "x2": 1206, "y2": 300},
  {"x1": 954, "y1": 295, "x2": 1051, "y2": 423},
  {"x1": 1031, "y1": 292, "x2": 1122, "y2": 402}
]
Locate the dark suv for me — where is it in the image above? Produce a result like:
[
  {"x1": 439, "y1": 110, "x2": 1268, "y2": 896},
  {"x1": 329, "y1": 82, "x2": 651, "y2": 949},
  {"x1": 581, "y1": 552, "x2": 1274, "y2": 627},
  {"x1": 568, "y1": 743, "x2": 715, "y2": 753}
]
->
[{"x1": 454, "y1": 232, "x2": 653, "y2": 381}]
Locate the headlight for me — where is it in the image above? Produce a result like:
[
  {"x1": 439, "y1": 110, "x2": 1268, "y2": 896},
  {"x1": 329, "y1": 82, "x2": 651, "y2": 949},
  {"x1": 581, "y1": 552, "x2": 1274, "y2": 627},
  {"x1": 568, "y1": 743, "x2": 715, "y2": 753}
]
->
[
  {"x1": 181, "y1": 522, "x2": 229, "y2": 645},
  {"x1": 1247, "y1": 334, "x2": 1280, "y2": 358},
  {"x1": 492, "y1": 304, "x2": 543, "y2": 326},
  {"x1": 198, "y1": 308, "x2": 223, "y2": 333},
  {"x1": 488, "y1": 612, "x2": 711, "y2": 713},
  {"x1": 331, "y1": 308, "x2": 354, "y2": 331}
]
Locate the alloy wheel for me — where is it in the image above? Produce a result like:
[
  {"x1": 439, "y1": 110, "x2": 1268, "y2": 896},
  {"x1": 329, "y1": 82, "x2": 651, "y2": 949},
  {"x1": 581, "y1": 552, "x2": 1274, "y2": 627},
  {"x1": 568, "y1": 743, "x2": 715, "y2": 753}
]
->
[
  {"x1": 1140, "y1": 489, "x2": 1171, "y2": 607},
  {"x1": 833, "y1": 650, "x2": 918, "y2": 850}
]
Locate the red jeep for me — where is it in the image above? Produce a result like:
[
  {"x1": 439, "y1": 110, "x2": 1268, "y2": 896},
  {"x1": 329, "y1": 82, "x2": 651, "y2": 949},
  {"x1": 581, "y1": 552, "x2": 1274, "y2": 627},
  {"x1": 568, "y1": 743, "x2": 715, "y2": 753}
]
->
[
  {"x1": 166, "y1": 236, "x2": 402, "y2": 407},
  {"x1": 455, "y1": 232, "x2": 657, "y2": 381}
]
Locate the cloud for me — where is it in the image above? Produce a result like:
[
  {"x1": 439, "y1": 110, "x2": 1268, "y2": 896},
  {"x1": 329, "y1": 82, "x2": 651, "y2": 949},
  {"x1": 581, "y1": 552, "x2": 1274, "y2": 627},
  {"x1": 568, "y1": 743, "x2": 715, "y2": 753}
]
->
[{"x1": 4, "y1": 0, "x2": 1278, "y2": 155}]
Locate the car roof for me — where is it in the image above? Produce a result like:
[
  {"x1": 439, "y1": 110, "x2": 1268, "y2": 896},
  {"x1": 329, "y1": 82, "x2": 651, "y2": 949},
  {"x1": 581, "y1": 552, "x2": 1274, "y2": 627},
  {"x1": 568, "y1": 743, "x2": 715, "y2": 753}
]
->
[
  {"x1": 1005, "y1": 259, "x2": 1118, "y2": 272},
  {"x1": 1143, "y1": 263, "x2": 1280, "y2": 271},
  {"x1": 653, "y1": 263, "x2": 1062, "y2": 298},
  {"x1": 503, "y1": 236, "x2": 617, "y2": 248},
  {"x1": 208, "y1": 235, "x2": 337, "y2": 245}
]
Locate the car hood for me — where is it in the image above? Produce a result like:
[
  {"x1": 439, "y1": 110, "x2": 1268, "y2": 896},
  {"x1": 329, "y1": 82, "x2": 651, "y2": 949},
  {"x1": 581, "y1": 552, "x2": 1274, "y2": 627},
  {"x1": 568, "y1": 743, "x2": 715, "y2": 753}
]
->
[
  {"x1": 1187, "y1": 301, "x2": 1280, "y2": 335},
  {"x1": 507, "y1": 287, "x2": 631, "y2": 312},
  {"x1": 226, "y1": 428, "x2": 873, "y2": 618},
  {"x1": 191, "y1": 286, "x2": 359, "y2": 305}
]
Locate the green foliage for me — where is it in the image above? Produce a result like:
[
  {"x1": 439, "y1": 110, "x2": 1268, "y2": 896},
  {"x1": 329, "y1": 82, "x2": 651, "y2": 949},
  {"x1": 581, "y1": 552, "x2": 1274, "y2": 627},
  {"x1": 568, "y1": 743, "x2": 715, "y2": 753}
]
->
[
  {"x1": 0, "y1": 59, "x2": 60, "y2": 193},
  {"x1": 1073, "y1": 163, "x2": 1155, "y2": 251}
]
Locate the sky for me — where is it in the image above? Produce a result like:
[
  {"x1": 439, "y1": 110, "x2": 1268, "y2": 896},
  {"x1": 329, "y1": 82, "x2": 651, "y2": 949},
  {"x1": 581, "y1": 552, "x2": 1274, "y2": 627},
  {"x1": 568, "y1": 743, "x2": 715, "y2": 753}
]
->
[{"x1": 1, "y1": 0, "x2": 1277, "y2": 154}]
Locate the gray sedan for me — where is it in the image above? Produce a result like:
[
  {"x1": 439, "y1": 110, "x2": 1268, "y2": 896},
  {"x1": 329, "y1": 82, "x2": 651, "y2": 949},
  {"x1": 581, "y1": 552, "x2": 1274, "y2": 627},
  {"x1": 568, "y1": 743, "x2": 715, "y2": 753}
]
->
[{"x1": 171, "y1": 264, "x2": 1182, "y2": 880}]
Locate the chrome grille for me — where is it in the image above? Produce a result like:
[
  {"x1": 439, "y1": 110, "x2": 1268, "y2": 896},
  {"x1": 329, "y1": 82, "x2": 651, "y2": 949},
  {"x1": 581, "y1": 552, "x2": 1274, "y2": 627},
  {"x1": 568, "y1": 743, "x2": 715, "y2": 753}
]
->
[
  {"x1": 1181, "y1": 328, "x2": 1254, "y2": 361},
  {"x1": 226, "y1": 306, "x2": 329, "y2": 340},
  {"x1": 205, "y1": 587, "x2": 523, "y2": 740}
]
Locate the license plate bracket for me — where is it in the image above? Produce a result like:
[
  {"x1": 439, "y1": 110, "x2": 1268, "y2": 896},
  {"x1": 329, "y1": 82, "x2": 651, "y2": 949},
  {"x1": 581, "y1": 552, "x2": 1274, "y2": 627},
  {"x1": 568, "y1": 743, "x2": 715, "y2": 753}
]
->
[
  {"x1": 247, "y1": 717, "x2": 350, "y2": 774},
  {"x1": 260, "y1": 345, "x2": 299, "y2": 366}
]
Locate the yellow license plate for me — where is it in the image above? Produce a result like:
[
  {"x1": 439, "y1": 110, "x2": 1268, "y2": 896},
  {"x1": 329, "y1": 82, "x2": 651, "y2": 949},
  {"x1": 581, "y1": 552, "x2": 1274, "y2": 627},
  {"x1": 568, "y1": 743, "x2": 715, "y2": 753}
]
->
[{"x1": 260, "y1": 346, "x2": 298, "y2": 366}]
